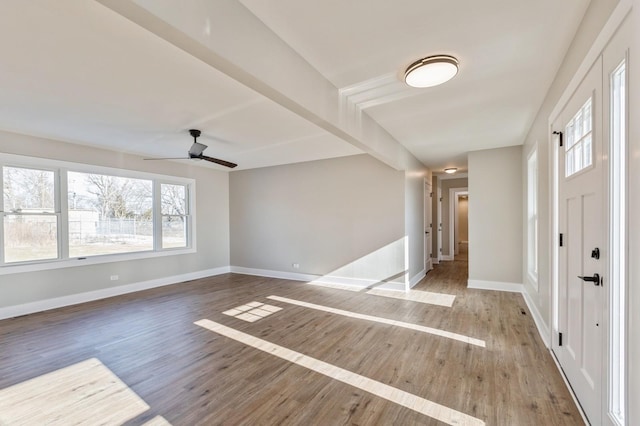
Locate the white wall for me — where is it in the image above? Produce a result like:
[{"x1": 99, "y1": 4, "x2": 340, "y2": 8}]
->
[
  {"x1": 469, "y1": 146, "x2": 522, "y2": 284},
  {"x1": 230, "y1": 154, "x2": 409, "y2": 286},
  {"x1": 404, "y1": 159, "x2": 430, "y2": 285},
  {"x1": 0, "y1": 130, "x2": 230, "y2": 310}
]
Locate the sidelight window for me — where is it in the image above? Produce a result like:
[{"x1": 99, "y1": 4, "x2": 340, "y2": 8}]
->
[
  {"x1": 527, "y1": 149, "x2": 538, "y2": 287},
  {"x1": 608, "y1": 59, "x2": 626, "y2": 426}
]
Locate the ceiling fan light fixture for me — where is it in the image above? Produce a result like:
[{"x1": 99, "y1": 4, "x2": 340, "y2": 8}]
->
[
  {"x1": 444, "y1": 167, "x2": 457, "y2": 174},
  {"x1": 404, "y1": 55, "x2": 459, "y2": 88}
]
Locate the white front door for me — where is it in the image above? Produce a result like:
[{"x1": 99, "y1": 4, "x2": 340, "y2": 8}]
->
[{"x1": 554, "y1": 57, "x2": 604, "y2": 424}]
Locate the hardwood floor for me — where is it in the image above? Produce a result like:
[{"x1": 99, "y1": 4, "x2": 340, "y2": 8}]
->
[{"x1": 0, "y1": 252, "x2": 582, "y2": 425}]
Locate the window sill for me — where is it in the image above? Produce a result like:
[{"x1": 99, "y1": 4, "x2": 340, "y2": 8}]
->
[{"x1": 0, "y1": 247, "x2": 196, "y2": 276}]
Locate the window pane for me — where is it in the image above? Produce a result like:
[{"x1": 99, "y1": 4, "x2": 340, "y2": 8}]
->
[
  {"x1": 533, "y1": 218, "x2": 538, "y2": 274},
  {"x1": 566, "y1": 123, "x2": 575, "y2": 148},
  {"x1": 566, "y1": 149, "x2": 574, "y2": 176},
  {"x1": 574, "y1": 110, "x2": 583, "y2": 139},
  {"x1": 4, "y1": 214, "x2": 58, "y2": 263},
  {"x1": 584, "y1": 100, "x2": 592, "y2": 134},
  {"x1": 575, "y1": 144, "x2": 583, "y2": 172},
  {"x1": 583, "y1": 134, "x2": 592, "y2": 167},
  {"x1": 565, "y1": 97, "x2": 593, "y2": 178},
  {"x1": 162, "y1": 215, "x2": 187, "y2": 248},
  {"x1": 161, "y1": 184, "x2": 188, "y2": 249},
  {"x1": 67, "y1": 172, "x2": 153, "y2": 257},
  {"x1": 3, "y1": 167, "x2": 55, "y2": 212},
  {"x1": 609, "y1": 61, "x2": 626, "y2": 424},
  {"x1": 527, "y1": 150, "x2": 538, "y2": 282},
  {"x1": 161, "y1": 184, "x2": 187, "y2": 215}
]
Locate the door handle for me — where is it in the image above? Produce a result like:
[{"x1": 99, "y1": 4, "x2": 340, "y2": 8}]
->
[{"x1": 578, "y1": 273, "x2": 601, "y2": 286}]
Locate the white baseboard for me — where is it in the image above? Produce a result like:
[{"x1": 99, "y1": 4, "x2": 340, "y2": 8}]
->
[
  {"x1": 230, "y1": 266, "x2": 406, "y2": 291},
  {"x1": 431, "y1": 257, "x2": 440, "y2": 265},
  {"x1": 409, "y1": 269, "x2": 426, "y2": 289},
  {"x1": 0, "y1": 266, "x2": 231, "y2": 320},
  {"x1": 521, "y1": 290, "x2": 551, "y2": 348},
  {"x1": 441, "y1": 255, "x2": 454, "y2": 261},
  {"x1": 313, "y1": 274, "x2": 405, "y2": 291},
  {"x1": 230, "y1": 266, "x2": 318, "y2": 282},
  {"x1": 467, "y1": 279, "x2": 524, "y2": 293}
]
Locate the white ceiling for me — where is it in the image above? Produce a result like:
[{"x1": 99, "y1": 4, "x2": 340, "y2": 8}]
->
[{"x1": 0, "y1": 1, "x2": 590, "y2": 172}]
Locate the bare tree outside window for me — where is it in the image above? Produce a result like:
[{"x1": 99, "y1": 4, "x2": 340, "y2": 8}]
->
[
  {"x1": 67, "y1": 172, "x2": 153, "y2": 257},
  {"x1": 2, "y1": 166, "x2": 58, "y2": 263},
  {"x1": 161, "y1": 183, "x2": 188, "y2": 248}
]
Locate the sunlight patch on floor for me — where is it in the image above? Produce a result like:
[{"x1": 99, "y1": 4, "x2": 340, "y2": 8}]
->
[
  {"x1": 142, "y1": 415, "x2": 173, "y2": 425},
  {"x1": 195, "y1": 319, "x2": 485, "y2": 426},
  {"x1": 306, "y1": 280, "x2": 364, "y2": 292},
  {"x1": 267, "y1": 295, "x2": 485, "y2": 347},
  {"x1": 366, "y1": 288, "x2": 455, "y2": 306},
  {"x1": 306, "y1": 281, "x2": 456, "y2": 307},
  {"x1": 0, "y1": 358, "x2": 153, "y2": 425},
  {"x1": 223, "y1": 301, "x2": 283, "y2": 322}
]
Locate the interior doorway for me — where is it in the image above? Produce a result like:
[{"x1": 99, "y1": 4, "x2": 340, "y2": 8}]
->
[
  {"x1": 448, "y1": 187, "x2": 468, "y2": 259},
  {"x1": 457, "y1": 194, "x2": 469, "y2": 258}
]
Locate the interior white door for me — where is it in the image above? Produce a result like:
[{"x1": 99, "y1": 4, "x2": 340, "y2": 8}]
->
[
  {"x1": 425, "y1": 181, "x2": 433, "y2": 271},
  {"x1": 554, "y1": 57, "x2": 604, "y2": 424},
  {"x1": 437, "y1": 187, "x2": 442, "y2": 261}
]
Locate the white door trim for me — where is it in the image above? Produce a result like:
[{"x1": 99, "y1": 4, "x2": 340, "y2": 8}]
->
[
  {"x1": 424, "y1": 178, "x2": 433, "y2": 272},
  {"x1": 437, "y1": 186, "x2": 442, "y2": 262}
]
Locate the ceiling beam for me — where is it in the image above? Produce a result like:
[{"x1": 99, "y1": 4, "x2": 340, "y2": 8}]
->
[{"x1": 95, "y1": 0, "x2": 425, "y2": 171}]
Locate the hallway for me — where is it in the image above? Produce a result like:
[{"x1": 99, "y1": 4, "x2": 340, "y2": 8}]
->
[
  {"x1": 413, "y1": 243, "x2": 582, "y2": 423},
  {"x1": 417, "y1": 242, "x2": 468, "y2": 294}
]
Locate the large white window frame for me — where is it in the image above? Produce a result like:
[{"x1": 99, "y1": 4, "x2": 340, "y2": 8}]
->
[
  {"x1": 527, "y1": 148, "x2": 538, "y2": 289},
  {"x1": 0, "y1": 153, "x2": 196, "y2": 275}
]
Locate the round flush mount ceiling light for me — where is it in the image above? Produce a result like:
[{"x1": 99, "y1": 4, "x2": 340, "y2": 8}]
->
[
  {"x1": 404, "y1": 55, "x2": 459, "y2": 88},
  {"x1": 444, "y1": 167, "x2": 457, "y2": 174}
]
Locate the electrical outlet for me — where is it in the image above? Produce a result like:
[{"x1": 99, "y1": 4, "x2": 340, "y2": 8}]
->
[
  {"x1": 110, "y1": 275, "x2": 119, "y2": 281},
  {"x1": 292, "y1": 263, "x2": 299, "y2": 269}
]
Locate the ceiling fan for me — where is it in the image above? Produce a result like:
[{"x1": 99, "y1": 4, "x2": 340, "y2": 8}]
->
[{"x1": 144, "y1": 129, "x2": 237, "y2": 168}]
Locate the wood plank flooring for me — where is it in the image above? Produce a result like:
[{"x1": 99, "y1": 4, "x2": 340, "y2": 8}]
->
[{"x1": 0, "y1": 250, "x2": 583, "y2": 425}]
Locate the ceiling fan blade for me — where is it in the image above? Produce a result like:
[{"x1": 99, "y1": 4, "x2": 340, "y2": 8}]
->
[
  {"x1": 200, "y1": 155, "x2": 238, "y2": 168},
  {"x1": 188, "y1": 142, "x2": 208, "y2": 157},
  {"x1": 143, "y1": 157, "x2": 190, "y2": 160}
]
